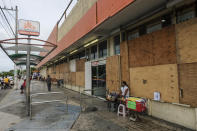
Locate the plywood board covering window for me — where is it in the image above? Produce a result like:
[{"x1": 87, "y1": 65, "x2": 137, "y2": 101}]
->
[
  {"x1": 76, "y1": 72, "x2": 85, "y2": 87},
  {"x1": 176, "y1": 18, "x2": 197, "y2": 64},
  {"x1": 129, "y1": 25, "x2": 176, "y2": 67},
  {"x1": 179, "y1": 63, "x2": 197, "y2": 107},
  {"x1": 130, "y1": 64, "x2": 179, "y2": 103},
  {"x1": 106, "y1": 55, "x2": 121, "y2": 93},
  {"x1": 63, "y1": 73, "x2": 70, "y2": 85},
  {"x1": 64, "y1": 63, "x2": 70, "y2": 73},
  {"x1": 76, "y1": 59, "x2": 86, "y2": 72},
  {"x1": 120, "y1": 41, "x2": 130, "y2": 85}
]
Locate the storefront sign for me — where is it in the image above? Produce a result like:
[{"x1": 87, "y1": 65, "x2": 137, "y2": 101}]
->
[
  {"x1": 92, "y1": 61, "x2": 99, "y2": 66},
  {"x1": 92, "y1": 60, "x2": 106, "y2": 66},
  {"x1": 18, "y1": 19, "x2": 40, "y2": 36}
]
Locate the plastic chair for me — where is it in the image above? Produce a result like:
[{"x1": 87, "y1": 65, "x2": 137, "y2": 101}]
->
[{"x1": 117, "y1": 104, "x2": 126, "y2": 117}]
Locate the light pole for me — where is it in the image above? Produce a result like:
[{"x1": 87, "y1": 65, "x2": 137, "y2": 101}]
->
[
  {"x1": 26, "y1": 36, "x2": 31, "y2": 116},
  {"x1": 14, "y1": 6, "x2": 18, "y2": 90}
]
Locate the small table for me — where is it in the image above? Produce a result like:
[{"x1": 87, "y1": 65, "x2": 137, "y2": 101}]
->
[{"x1": 106, "y1": 98, "x2": 118, "y2": 112}]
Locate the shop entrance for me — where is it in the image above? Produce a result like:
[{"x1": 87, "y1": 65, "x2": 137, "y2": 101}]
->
[{"x1": 92, "y1": 61, "x2": 106, "y2": 98}]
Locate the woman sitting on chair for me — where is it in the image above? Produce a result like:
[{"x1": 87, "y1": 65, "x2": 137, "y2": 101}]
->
[{"x1": 120, "y1": 81, "x2": 129, "y2": 99}]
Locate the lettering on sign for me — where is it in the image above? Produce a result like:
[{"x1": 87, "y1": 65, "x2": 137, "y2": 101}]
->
[{"x1": 18, "y1": 19, "x2": 40, "y2": 36}]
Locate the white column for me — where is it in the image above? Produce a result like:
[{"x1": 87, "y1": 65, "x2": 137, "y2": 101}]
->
[
  {"x1": 195, "y1": 108, "x2": 197, "y2": 131},
  {"x1": 85, "y1": 61, "x2": 92, "y2": 95}
]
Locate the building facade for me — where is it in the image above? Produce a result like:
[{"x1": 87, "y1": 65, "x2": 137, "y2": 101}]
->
[{"x1": 38, "y1": 0, "x2": 197, "y2": 130}]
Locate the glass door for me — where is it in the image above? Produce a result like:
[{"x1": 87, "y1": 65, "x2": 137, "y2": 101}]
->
[{"x1": 92, "y1": 61, "x2": 106, "y2": 98}]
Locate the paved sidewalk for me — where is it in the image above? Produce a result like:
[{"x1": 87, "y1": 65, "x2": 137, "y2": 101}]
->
[
  {"x1": 0, "y1": 81, "x2": 192, "y2": 131},
  {"x1": 0, "y1": 87, "x2": 24, "y2": 131},
  {"x1": 0, "y1": 80, "x2": 80, "y2": 131}
]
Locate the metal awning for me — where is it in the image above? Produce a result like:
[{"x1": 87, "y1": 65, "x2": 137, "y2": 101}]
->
[
  {"x1": 5, "y1": 45, "x2": 49, "y2": 52},
  {"x1": 0, "y1": 37, "x2": 57, "y2": 66},
  {"x1": 16, "y1": 62, "x2": 37, "y2": 66},
  {"x1": 9, "y1": 54, "x2": 44, "y2": 60}
]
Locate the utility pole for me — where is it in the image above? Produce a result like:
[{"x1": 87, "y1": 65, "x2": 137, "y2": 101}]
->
[
  {"x1": 14, "y1": 6, "x2": 18, "y2": 90},
  {"x1": 26, "y1": 36, "x2": 31, "y2": 116}
]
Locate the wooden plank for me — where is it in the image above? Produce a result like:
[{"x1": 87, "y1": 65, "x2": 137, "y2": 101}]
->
[
  {"x1": 55, "y1": 64, "x2": 60, "y2": 80},
  {"x1": 128, "y1": 26, "x2": 176, "y2": 67},
  {"x1": 120, "y1": 41, "x2": 130, "y2": 85},
  {"x1": 128, "y1": 33, "x2": 154, "y2": 67},
  {"x1": 152, "y1": 25, "x2": 177, "y2": 65},
  {"x1": 63, "y1": 73, "x2": 70, "y2": 85},
  {"x1": 55, "y1": 65, "x2": 59, "y2": 74},
  {"x1": 176, "y1": 18, "x2": 197, "y2": 64},
  {"x1": 106, "y1": 55, "x2": 121, "y2": 92},
  {"x1": 63, "y1": 63, "x2": 70, "y2": 73},
  {"x1": 76, "y1": 72, "x2": 85, "y2": 87},
  {"x1": 76, "y1": 59, "x2": 86, "y2": 72},
  {"x1": 179, "y1": 63, "x2": 197, "y2": 107},
  {"x1": 59, "y1": 63, "x2": 64, "y2": 73},
  {"x1": 48, "y1": 67, "x2": 52, "y2": 74},
  {"x1": 130, "y1": 64, "x2": 179, "y2": 103},
  {"x1": 71, "y1": 72, "x2": 76, "y2": 85}
]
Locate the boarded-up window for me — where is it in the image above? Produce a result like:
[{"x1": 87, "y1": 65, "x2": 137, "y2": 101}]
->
[
  {"x1": 106, "y1": 55, "x2": 121, "y2": 93},
  {"x1": 130, "y1": 64, "x2": 179, "y2": 103},
  {"x1": 179, "y1": 63, "x2": 197, "y2": 107},
  {"x1": 129, "y1": 25, "x2": 176, "y2": 67}
]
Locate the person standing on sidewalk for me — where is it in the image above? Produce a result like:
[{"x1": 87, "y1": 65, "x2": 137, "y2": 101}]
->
[
  {"x1": 46, "y1": 75, "x2": 51, "y2": 92},
  {"x1": 20, "y1": 79, "x2": 26, "y2": 94}
]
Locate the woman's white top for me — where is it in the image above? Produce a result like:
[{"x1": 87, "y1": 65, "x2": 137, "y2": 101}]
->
[{"x1": 121, "y1": 85, "x2": 129, "y2": 98}]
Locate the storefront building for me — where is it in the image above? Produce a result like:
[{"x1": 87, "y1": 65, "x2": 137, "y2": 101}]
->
[{"x1": 37, "y1": 0, "x2": 197, "y2": 130}]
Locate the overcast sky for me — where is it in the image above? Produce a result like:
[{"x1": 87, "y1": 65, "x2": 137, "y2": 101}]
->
[{"x1": 0, "y1": 0, "x2": 77, "y2": 72}]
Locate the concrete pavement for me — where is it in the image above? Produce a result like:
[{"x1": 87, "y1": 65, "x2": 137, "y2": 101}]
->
[
  {"x1": 0, "y1": 80, "x2": 192, "y2": 131},
  {"x1": 0, "y1": 80, "x2": 80, "y2": 131}
]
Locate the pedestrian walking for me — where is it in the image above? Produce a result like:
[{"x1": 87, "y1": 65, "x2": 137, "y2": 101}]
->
[
  {"x1": 46, "y1": 75, "x2": 51, "y2": 91},
  {"x1": 20, "y1": 79, "x2": 26, "y2": 94}
]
